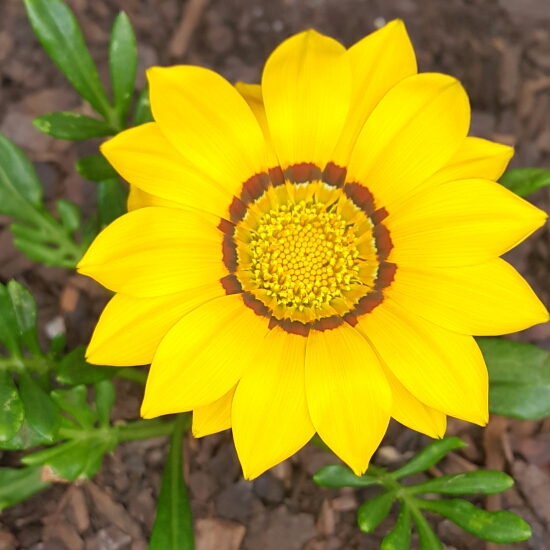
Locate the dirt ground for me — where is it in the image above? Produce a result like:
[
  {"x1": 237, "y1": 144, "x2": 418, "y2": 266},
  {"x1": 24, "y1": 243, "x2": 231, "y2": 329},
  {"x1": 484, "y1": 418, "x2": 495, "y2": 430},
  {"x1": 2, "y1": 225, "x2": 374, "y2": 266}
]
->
[{"x1": 1, "y1": 0, "x2": 550, "y2": 548}]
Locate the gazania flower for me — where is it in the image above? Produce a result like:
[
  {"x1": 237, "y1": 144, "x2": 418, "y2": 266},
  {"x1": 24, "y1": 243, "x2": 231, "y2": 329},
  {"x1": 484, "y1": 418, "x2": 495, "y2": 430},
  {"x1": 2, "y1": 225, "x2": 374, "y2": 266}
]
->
[{"x1": 78, "y1": 20, "x2": 548, "y2": 479}]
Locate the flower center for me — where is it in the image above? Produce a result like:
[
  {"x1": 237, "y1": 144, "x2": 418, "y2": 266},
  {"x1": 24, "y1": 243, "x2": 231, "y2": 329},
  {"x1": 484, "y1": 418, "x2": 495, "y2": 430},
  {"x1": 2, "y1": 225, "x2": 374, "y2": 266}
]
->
[{"x1": 233, "y1": 182, "x2": 380, "y2": 323}]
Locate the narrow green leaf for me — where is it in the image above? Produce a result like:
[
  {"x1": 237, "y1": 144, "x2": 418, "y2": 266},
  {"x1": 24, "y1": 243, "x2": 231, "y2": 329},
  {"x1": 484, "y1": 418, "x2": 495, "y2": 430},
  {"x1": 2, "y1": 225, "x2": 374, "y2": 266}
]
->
[
  {"x1": 0, "y1": 284, "x2": 22, "y2": 357},
  {"x1": 95, "y1": 380, "x2": 115, "y2": 428},
  {"x1": 412, "y1": 470, "x2": 513, "y2": 496},
  {"x1": 57, "y1": 347, "x2": 118, "y2": 386},
  {"x1": 0, "y1": 132, "x2": 43, "y2": 207},
  {"x1": 418, "y1": 498, "x2": 531, "y2": 543},
  {"x1": 133, "y1": 85, "x2": 154, "y2": 126},
  {"x1": 0, "y1": 466, "x2": 50, "y2": 512},
  {"x1": 76, "y1": 155, "x2": 118, "y2": 183},
  {"x1": 110, "y1": 12, "x2": 137, "y2": 121},
  {"x1": 56, "y1": 199, "x2": 81, "y2": 234},
  {"x1": 24, "y1": 0, "x2": 112, "y2": 119},
  {"x1": 12, "y1": 231, "x2": 79, "y2": 268},
  {"x1": 314, "y1": 464, "x2": 381, "y2": 488},
  {"x1": 150, "y1": 414, "x2": 194, "y2": 550},
  {"x1": 499, "y1": 168, "x2": 550, "y2": 198},
  {"x1": 82, "y1": 439, "x2": 111, "y2": 479},
  {"x1": 357, "y1": 491, "x2": 395, "y2": 533},
  {"x1": 98, "y1": 178, "x2": 127, "y2": 227},
  {"x1": 411, "y1": 508, "x2": 444, "y2": 550},
  {"x1": 7, "y1": 281, "x2": 41, "y2": 356},
  {"x1": 0, "y1": 370, "x2": 25, "y2": 442},
  {"x1": 18, "y1": 371, "x2": 61, "y2": 443},
  {"x1": 51, "y1": 385, "x2": 96, "y2": 429},
  {"x1": 34, "y1": 112, "x2": 115, "y2": 141},
  {"x1": 381, "y1": 502, "x2": 411, "y2": 550},
  {"x1": 478, "y1": 337, "x2": 550, "y2": 420},
  {"x1": 49, "y1": 332, "x2": 66, "y2": 354},
  {"x1": 391, "y1": 437, "x2": 466, "y2": 480}
]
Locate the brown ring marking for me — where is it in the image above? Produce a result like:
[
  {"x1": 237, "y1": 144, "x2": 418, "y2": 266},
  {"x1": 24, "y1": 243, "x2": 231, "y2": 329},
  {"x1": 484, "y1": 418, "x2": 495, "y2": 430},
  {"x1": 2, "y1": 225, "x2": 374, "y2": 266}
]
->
[
  {"x1": 222, "y1": 234, "x2": 238, "y2": 273},
  {"x1": 220, "y1": 274, "x2": 242, "y2": 295},
  {"x1": 343, "y1": 182, "x2": 376, "y2": 216},
  {"x1": 284, "y1": 163, "x2": 322, "y2": 184},
  {"x1": 240, "y1": 173, "x2": 271, "y2": 205},
  {"x1": 322, "y1": 162, "x2": 347, "y2": 188},
  {"x1": 242, "y1": 291, "x2": 272, "y2": 318},
  {"x1": 217, "y1": 218, "x2": 235, "y2": 236}
]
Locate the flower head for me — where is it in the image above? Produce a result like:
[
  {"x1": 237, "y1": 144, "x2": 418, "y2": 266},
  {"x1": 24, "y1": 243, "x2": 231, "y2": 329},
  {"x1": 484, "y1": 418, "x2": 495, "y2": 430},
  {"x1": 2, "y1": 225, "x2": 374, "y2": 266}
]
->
[{"x1": 78, "y1": 21, "x2": 548, "y2": 479}]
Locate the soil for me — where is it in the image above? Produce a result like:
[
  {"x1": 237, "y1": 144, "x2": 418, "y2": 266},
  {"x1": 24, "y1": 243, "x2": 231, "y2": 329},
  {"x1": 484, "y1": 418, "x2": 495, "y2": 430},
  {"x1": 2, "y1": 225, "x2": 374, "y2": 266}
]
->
[{"x1": 1, "y1": 0, "x2": 550, "y2": 549}]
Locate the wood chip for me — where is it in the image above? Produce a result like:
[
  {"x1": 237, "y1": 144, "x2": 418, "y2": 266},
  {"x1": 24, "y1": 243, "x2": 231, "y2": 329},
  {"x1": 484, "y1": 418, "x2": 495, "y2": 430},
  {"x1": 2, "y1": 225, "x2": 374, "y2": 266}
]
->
[
  {"x1": 168, "y1": 0, "x2": 210, "y2": 58},
  {"x1": 316, "y1": 499, "x2": 335, "y2": 537},
  {"x1": 66, "y1": 486, "x2": 90, "y2": 533},
  {"x1": 195, "y1": 518, "x2": 246, "y2": 550}
]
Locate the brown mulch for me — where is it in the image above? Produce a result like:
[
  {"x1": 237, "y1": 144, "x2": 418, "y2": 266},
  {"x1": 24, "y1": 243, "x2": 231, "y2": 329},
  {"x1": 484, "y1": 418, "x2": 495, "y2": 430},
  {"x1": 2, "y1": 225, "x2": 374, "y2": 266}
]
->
[{"x1": 1, "y1": 0, "x2": 550, "y2": 548}]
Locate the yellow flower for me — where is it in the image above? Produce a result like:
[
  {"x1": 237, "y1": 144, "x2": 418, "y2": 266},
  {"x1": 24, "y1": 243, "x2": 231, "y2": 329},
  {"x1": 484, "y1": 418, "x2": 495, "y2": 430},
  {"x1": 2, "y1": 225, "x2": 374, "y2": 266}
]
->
[{"x1": 77, "y1": 21, "x2": 548, "y2": 479}]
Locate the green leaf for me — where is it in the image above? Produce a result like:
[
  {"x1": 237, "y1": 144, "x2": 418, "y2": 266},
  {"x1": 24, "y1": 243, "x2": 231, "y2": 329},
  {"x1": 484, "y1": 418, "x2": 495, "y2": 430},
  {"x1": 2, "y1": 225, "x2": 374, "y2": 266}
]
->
[
  {"x1": 499, "y1": 168, "x2": 550, "y2": 198},
  {"x1": 18, "y1": 371, "x2": 61, "y2": 443},
  {"x1": 0, "y1": 370, "x2": 25, "y2": 442},
  {"x1": 51, "y1": 385, "x2": 96, "y2": 429},
  {"x1": 150, "y1": 414, "x2": 194, "y2": 550},
  {"x1": 76, "y1": 155, "x2": 118, "y2": 183},
  {"x1": 110, "y1": 12, "x2": 137, "y2": 121},
  {"x1": 49, "y1": 332, "x2": 66, "y2": 354},
  {"x1": 0, "y1": 132, "x2": 43, "y2": 207},
  {"x1": 357, "y1": 491, "x2": 395, "y2": 533},
  {"x1": 391, "y1": 437, "x2": 466, "y2": 480},
  {"x1": 478, "y1": 337, "x2": 550, "y2": 420},
  {"x1": 82, "y1": 439, "x2": 112, "y2": 479},
  {"x1": 95, "y1": 380, "x2": 115, "y2": 428},
  {"x1": 56, "y1": 199, "x2": 81, "y2": 234},
  {"x1": 133, "y1": 85, "x2": 154, "y2": 126},
  {"x1": 24, "y1": 0, "x2": 112, "y2": 119},
  {"x1": 34, "y1": 112, "x2": 115, "y2": 140},
  {"x1": 82, "y1": 214, "x2": 100, "y2": 250},
  {"x1": 314, "y1": 464, "x2": 381, "y2": 488},
  {"x1": 0, "y1": 283, "x2": 22, "y2": 357},
  {"x1": 411, "y1": 508, "x2": 444, "y2": 550},
  {"x1": 418, "y1": 498, "x2": 531, "y2": 543},
  {"x1": 98, "y1": 178, "x2": 127, "y2": 227},
  {"x1": 0, "y1": 417, "x2": 49, "y2": 450},
  {"x1": 412, "y1": 470, "x2": 513, "y2": 496},
  {"x1": 0, "y1": 466, "x2": 50, "y2": 512},
  {"x1": 7, "y1": 280, "x2": 41, "y2": 356},
  {"x1": 381, "y1": 503, "x2": 411, "y2": 550},
  {"x1": 57, "y1": 347, "x2": 118, "y2": 386}
]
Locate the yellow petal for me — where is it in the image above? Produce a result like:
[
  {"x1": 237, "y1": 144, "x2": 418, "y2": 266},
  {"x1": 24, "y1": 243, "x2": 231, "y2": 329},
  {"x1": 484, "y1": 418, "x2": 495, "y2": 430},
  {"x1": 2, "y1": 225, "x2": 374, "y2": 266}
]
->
[
  {"x1": 141, "y1": 294, "x2": 269, "y2": 417},
  {"x1": 305, "y1": 323, "x2": 391, "y2": 476},
  {"x1": 346, "y1": 73, "x2": 470, "y2": 210},
  {"x1": 332, "y1": 20, "x2": 417, "y2": 166},
  {"x1": 386, "y1": 258, "x2": 549, "y2": 335},
  {"x1": 102, "y1": 123, "x2": 233, "y2": 218},
  {"x1": 358, "y1": 300, "x2": 488, "y2": 425},
  {"x1": 77, "y1": 207, "x2": 227, "y2": 297},
  {"x1": 148, "y1": 66, "x2": 268, "y2": 196},
  {"x1": 235, "y1": 82, "x2": 279, "y2": 168},
  {"x1": 262, "y1": 30, "x2": 351, "y2": 170},
  {"x1": 387, "y1": 178, "x2": 548, "y2": 267},
  {"x1": 382, "y1": 360, "x2": 446, "y2": 439},
  {"x1": 127, "y1": 184, "x2": 186, "y2": 212},
  {"x1": 86, "y1": 282, "x2": 225, "y2": 366},
  {"x1": 233, "y1": 327, "x2": 314, "y2": 480},
  {"x1": 192, "y1": 385, "x2": 236, "y2": 438}
]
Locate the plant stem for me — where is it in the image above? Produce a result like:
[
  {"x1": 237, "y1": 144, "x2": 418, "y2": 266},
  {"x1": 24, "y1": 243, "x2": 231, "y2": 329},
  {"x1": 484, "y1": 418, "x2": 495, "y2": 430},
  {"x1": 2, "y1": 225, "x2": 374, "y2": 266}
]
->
[
  {"x1": 115, "y1": 417, "x2": 184, "y2": 442},
  {"x1": 114, "y1": 367, "x2": 148, "y2": 385}
]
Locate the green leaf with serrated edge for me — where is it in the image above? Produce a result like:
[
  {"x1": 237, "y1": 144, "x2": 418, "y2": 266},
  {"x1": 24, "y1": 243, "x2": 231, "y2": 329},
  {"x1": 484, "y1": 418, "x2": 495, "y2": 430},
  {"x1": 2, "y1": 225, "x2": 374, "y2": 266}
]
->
[
  {"x1": 133, "y1": 85, "x2": 154, "y2": 126},
  {"x1": 7, "y1": 281, "x2": 41, "y2": 356},
  {"x1": 0, "y1": 284, "x2": 21, "y2": 357},
  {"x1": 56, "y1": 199, "x2": 81, "y2": 234},
  {"x1": 34, "y1": 112, "x2": 115, "y2": 141},
  {"x1": 391, "y1": 437, "x2": 466, "y2": 480},
  {"x1": 110, "y1": 12, "x2": 137, "y2": 121},
  {"x1": 57, "y1": 347, "x2": 118, "y2": 386},
  {"x1": 412, "y1": 508, "x2": 444, "y2": 550},
  {"x1": 478, "y1": 337, "x2": 550, "y2": 420},
  {"x1": 150, "y1": 415, "x2": 194, "y2": 550},
  {"x1": 98, "y1": 178, "x2": 127, "y2": 227},
  {"x1": 314, "y1": 464, "x2": 381, "y2": 488},
  {"x1": 412, "y1": 470, "x2": 513, "y2": 496},
  {"x1": 0, "y1": 370, "x2": 25, "y2": 442},
  {"x1": 499, "y1": 168, "x2": 550, "y2": 198},
  {"x1": 0, "y1": 418, "x2": 48, "y2": 450},
  {"x1": 381, "y1": 502, "x2": 411, "y2": 550},
  {"x1": 95, "y1": 380, "x2": 115, "y2": 428},
  {"x1": 0, "y1": 466, "x2": 50, "y2": 513},
  {"x1": 49, "y1": 332, "x2": 66, "y2": 354},
  {"x1": 24, "y1": 0, "x2": 112, "y2": 119},
  {"x1": 18, "y1": 371, "x2": 61, "y2": 443},
  {"x1": 357, "y1": 491, "x2": 395, "y2": 533},
  {"x1": 418, "y1": 498, "x2": 531, "y2": 543},
  {"x1": 76, "y1": 155, "x2": 118, "y2": 183},
  {"x1": 0, "y1": 133, "x2": 43, "y2": 207},
  {"x1": 51, "y1": 385, "x2": 96, "y2": 429}
]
